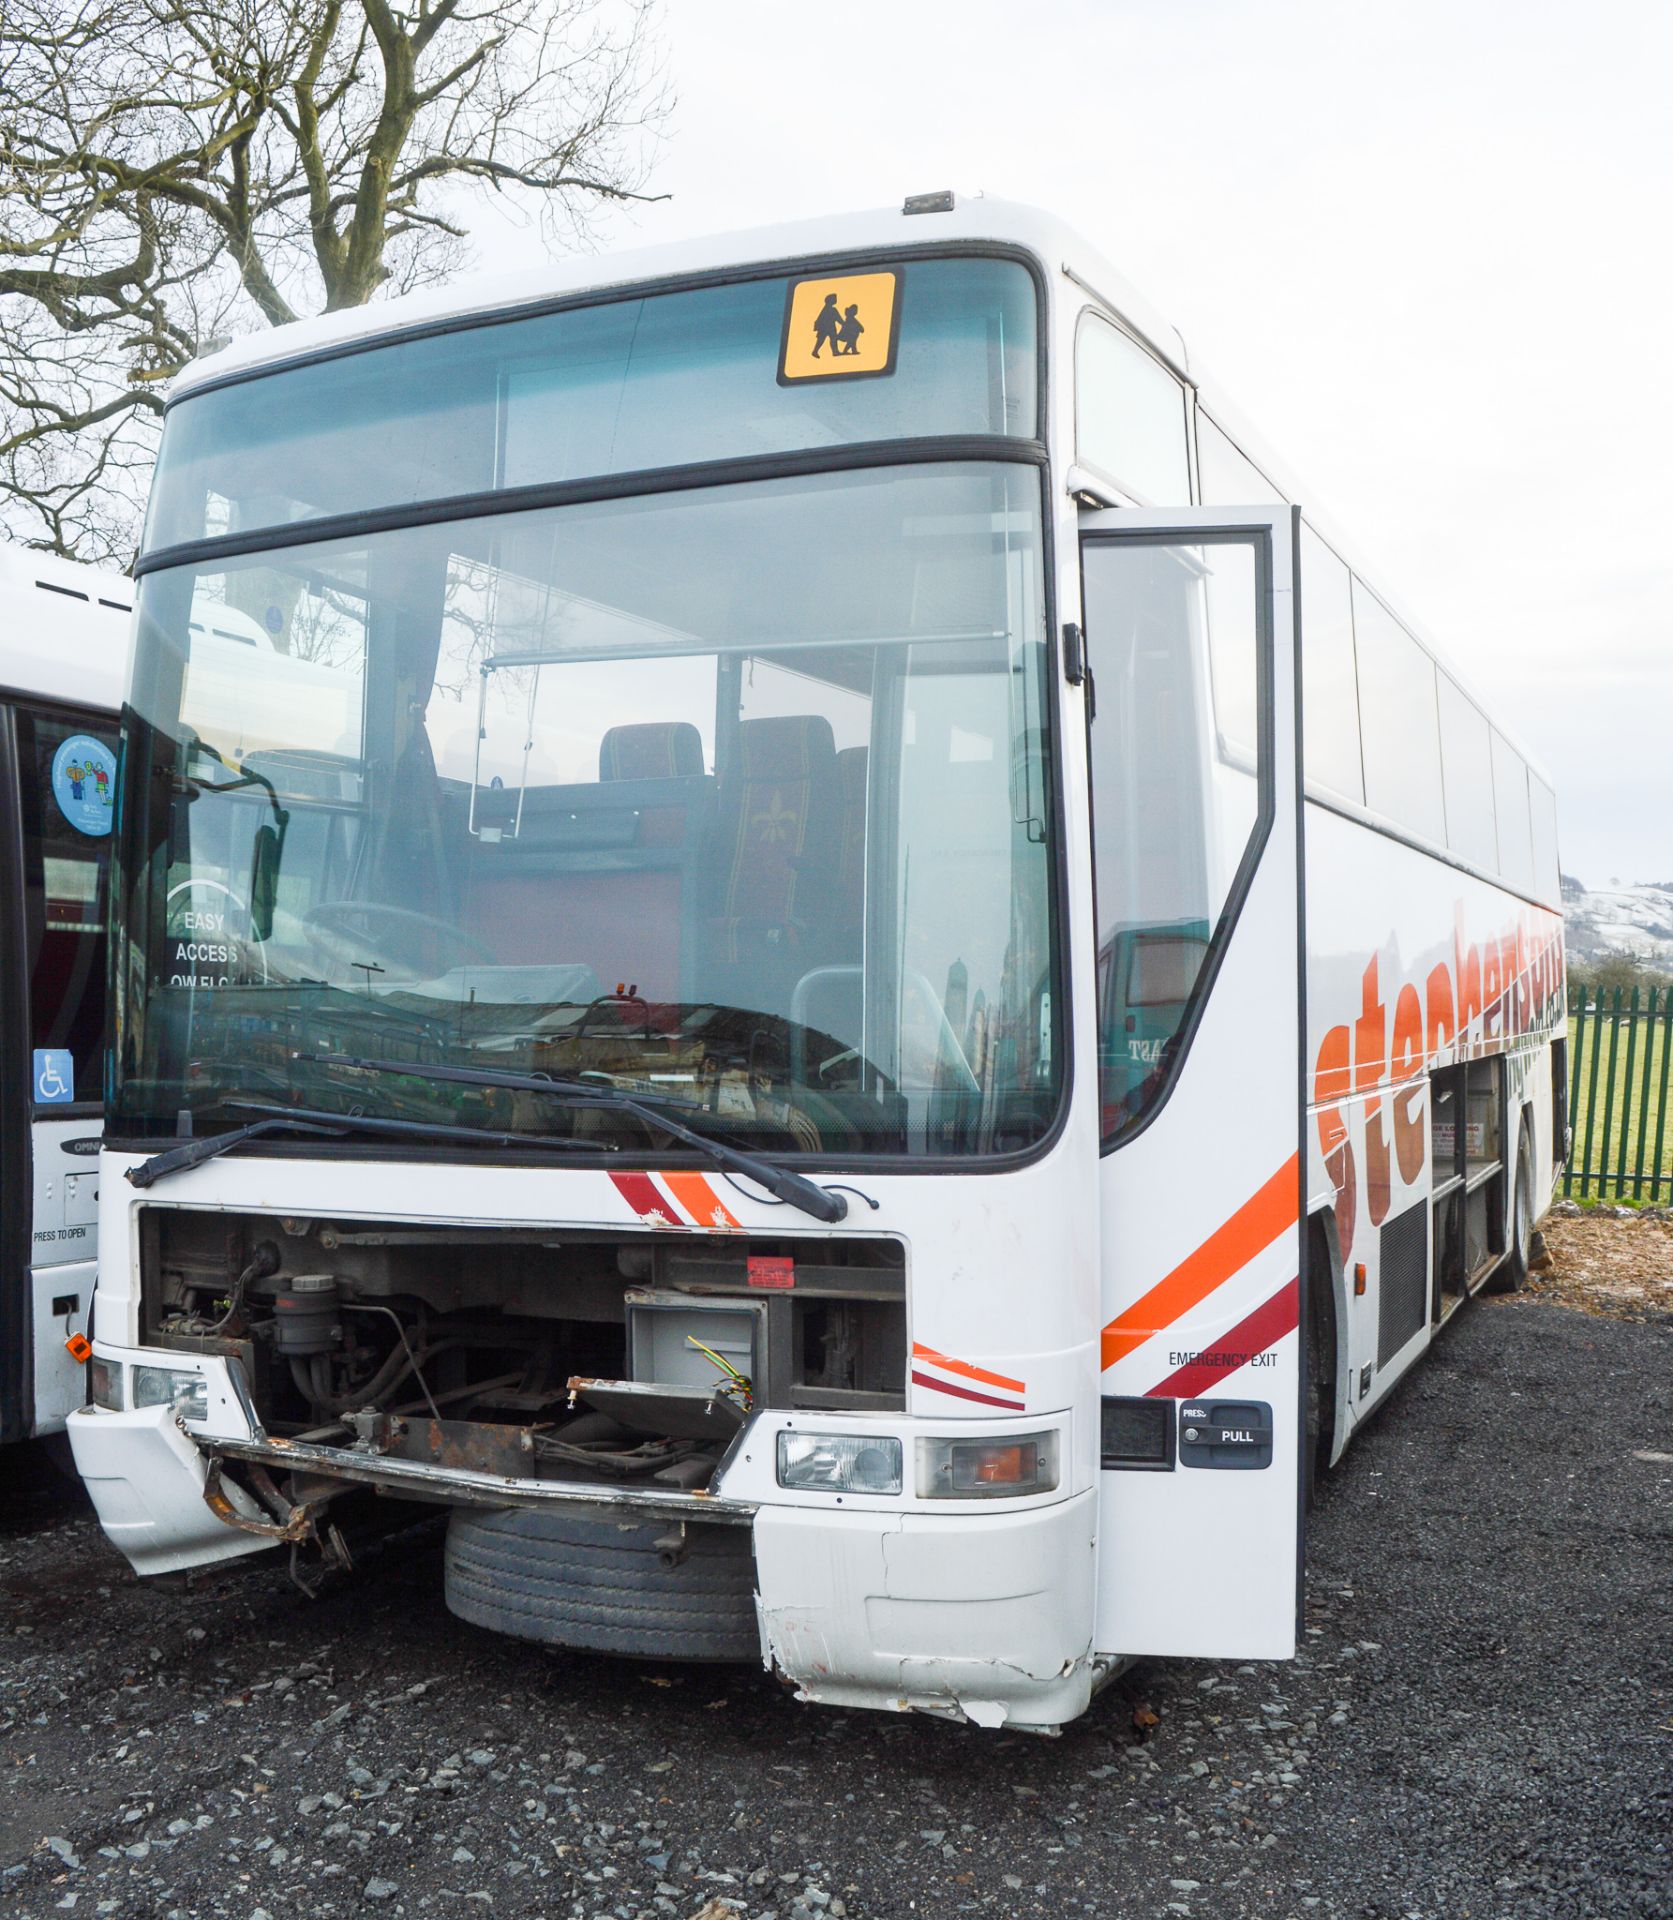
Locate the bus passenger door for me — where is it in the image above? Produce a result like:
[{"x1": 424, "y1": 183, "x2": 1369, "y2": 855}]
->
[
  {"x1": 0, "y1": 702, "x2": 116, "y2": 1443},
  {"x1": 1078, "y1": 508, "x2": 1306, "y2": 1661}
]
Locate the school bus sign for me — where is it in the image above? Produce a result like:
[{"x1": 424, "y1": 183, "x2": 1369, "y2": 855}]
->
[{"x1": 779, "y1": 269, "x2": 901, "y2": 382}]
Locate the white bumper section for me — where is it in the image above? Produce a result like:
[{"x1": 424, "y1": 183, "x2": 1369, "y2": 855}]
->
[
  {"x1": 753, "y1": 1489, "x2": 1098, "y2": 1728},
  {"x1": 66, "y1": 1404, "x2": 271, "y2": 1577}
]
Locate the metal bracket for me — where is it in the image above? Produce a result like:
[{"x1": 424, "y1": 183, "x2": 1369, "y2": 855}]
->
[{"x1": 202, "y1": 1456, "x2": 317, "y2": 1545}]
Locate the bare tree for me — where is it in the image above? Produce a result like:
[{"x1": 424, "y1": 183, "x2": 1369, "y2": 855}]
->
[{"x1": 0, "y1": 0, "x2": 668, "y2": 561}]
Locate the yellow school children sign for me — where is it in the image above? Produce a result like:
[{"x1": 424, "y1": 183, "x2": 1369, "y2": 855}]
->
[{"x1": 779, "y1": 269, "x2": 902, "y2": 383}]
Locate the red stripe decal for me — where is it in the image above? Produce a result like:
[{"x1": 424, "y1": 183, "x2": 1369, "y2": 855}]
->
[
  {"x1": 661, "y1": 1170, "x2": 742, "y2": 1231},
  {"x1": 911, "y1": 1370, "x2": 1025, "y2": 1412},
  {"x1": 1102, "y1": 1156, "x2": 1298, "y2": 1371},
  {"x1": 911, "y1": 1341, "x2": 1026, "y2": 1395},
  {"x1": 610, "y1": 1170, "x2": 678, "y2": 1225},
  {"x1": 1145, "y1": 1277, "x2": 1301, "y2": 1401}
]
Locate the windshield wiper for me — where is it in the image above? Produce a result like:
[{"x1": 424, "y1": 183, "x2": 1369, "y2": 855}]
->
[
  {"x1": 296, "y1": 1052, "x2": 850, "y2": 1224},
  {"x1": 126, "y1": 1102, "x2": 602, "y2": 1190},
  {"x1": 127, "y1": 1115, "x2": 348, "y2": 1189}
]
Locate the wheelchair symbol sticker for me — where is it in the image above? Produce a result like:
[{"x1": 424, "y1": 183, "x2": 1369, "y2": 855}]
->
[
  {"x1": 51, "y1": 733, "x2": 116, "y2": 837},
  {"x1": 33, "y1": 1049, "x2": 75, "y2": 1105}
]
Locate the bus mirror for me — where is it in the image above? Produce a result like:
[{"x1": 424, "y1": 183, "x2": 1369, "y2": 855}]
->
[{"x1": 250, "y1": 822, "x2": 280, "y2": 942}]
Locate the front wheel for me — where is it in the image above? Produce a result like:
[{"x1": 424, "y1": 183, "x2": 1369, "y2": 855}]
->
[
  {"x1": 1302, "y1": 1217, "x2": 1335, "y2": 1510},
  {"x1": 1484, "y1": 1119, "x2": 1535, "y2": 1295},
  {"x1": 444, "y1": 1508, "x2": 761, "y2": 1663}
]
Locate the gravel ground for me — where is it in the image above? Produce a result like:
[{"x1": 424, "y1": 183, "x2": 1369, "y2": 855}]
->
[{"x1": 2, "y1": 1229, "x2": 1669, "y2": 1920}]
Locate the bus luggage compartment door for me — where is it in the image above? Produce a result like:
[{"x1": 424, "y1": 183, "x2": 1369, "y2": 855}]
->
[{"x1": 1078, "y1": 507, "x2": 1305, "y2": 1662}]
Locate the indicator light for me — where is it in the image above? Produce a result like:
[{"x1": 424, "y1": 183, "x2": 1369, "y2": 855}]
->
[
  {"x1": 917, "y1": 1430, "x2": 1060, "y2": 1499},
  {"x1": 89, "y1": 1357, "x2": 124, "y2": 1410}
]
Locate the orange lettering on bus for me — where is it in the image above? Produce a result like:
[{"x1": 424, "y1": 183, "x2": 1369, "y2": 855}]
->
[
  {"x1": 1392, "y1": 983, "x2": 1426, "y2": 1185},
  {"x1": 1425, "y1": 961, "x2": 1456, "y2": 1062},
  {"x1": 1456, "y1": 914, "x2": 1482, "y2": 1046},
  {"x1": 1355, "y1": 959, "x2": 1391, "y2": 1227},
  {"x1": 1313, "y1": 1025, "x2": 1355, "y2": 1261}
]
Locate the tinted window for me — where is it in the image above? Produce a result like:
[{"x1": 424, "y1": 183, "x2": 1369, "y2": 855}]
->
[
  {"x1": 1196, "y1": 414, "x2": 1285, "y2": 507},
  {"x1": 1083, "y1": 536, "x2": 1263, "y2": 1142},
  {"x1": 1437, "y1": 674, "x2": 1497, "y2": 872},
  {"x1": 1076, "y1": 316, "x2": 1190, "y2": 504},
  {"x1": 1299, "y1": 522, "x2": 1363, "y2": 801},
  {"x1": 1492, "y1": 731, "x2": 1535, "y2": 894},
  {"x1": 1352, "y1": 581, "x2": 1444, "y2": 844},
  {"x1": 1530, "y1": 775, "x2": 1560, "y2": 904},
  {"x1": 146, "y1": 258, "x2": 1041, "y2": 551},
  {"x1": 17, "y1": 706, "x2": 117, "y2": 1106}
]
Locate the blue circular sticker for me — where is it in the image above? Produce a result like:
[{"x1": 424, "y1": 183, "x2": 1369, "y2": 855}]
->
[{"x1": 51, "y1": 734, "x2": 116, "y2": 836}]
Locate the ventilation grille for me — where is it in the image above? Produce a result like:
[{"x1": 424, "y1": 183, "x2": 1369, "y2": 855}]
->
[{"x1": 1377, "y1": 1202, "x2": 1429, "y2": 1367}]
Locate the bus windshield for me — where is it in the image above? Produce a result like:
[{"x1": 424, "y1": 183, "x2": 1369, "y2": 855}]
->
[{"x1": 114, "y1": 461, "x2": 1061, "y2": 1159}]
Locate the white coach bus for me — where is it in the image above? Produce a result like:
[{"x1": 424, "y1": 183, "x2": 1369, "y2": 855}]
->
[
  {"x1": 69, "y1": 198, "x2": 1563, "y2": 1728},
  {"x1": 0, "y1": 549, "x2": 131, "y2": 1447}
]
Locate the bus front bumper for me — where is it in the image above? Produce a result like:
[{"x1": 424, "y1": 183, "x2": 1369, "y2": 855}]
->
[
  {"x1": 69, "y1": 1367, "x2": 1099, "y2": 1728},
  {"x1": 66, "y1": 1402, "x2": 273, "y2": 1577}
]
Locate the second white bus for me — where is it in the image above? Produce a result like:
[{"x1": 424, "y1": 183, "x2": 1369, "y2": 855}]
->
[{"x1": 0, "y1": 549, "x2": 131, "y2": 1448}]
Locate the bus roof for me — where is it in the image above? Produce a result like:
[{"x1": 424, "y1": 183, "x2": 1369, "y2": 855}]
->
[
  {"x1": 163, "y1": 194, "x2": 1550, "y2": 791},
  {"x1": 0, "y1": 547, "x2": 133, "y2": 713},
  {"x1": 170, "y1": 198, "x2": 1182, "y2": 398}
]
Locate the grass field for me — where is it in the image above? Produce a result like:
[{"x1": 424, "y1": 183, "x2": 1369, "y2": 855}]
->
[{"x1": 1565, "y1": 996, "x2": 1673, "y2": 1202}]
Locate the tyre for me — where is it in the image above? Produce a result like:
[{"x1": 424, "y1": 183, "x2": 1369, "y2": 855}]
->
[
  {"x1": 1484, "y1": 1119, "x2": 1535, "y2": 1295},
  {"x1": 443, "y1": 1507, "x2": 761, "y2": 1662},
  {"x1": 1302, "y1": 1217, "x2": 1336, "y2": 1511}
]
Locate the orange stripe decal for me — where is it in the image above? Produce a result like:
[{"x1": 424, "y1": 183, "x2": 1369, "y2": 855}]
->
[
  {"x1": 1100, "y1": 1154, "x2": 1300, "y2": 1373},
  {"x1": 911, "y1": 1342, "x2": 1026, "y2": 1396},
  {"x1": 660, "y1": 1171, "x2": 742, "y2": 1232}
]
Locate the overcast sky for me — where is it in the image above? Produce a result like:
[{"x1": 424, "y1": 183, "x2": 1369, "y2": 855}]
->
[{"x1": 474, "y1": 0, "x2": 1671, "y2": 889}]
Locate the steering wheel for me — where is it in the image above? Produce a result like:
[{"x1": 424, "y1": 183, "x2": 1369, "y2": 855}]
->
[{"x1": 302, "y1": 900, "x2": 495, "y2": 983}]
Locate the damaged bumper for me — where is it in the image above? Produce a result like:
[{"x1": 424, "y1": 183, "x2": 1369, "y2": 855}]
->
[
  {"x1": 66, "y1": 1400, "x2": 273, "y2": 1577},
  {"x1": 754, "y1": 1492, "x2": 1098, "y2": 1729},
  {"x1": 74, "y1": 1343, "x2": 1097, "y2": 1728}
]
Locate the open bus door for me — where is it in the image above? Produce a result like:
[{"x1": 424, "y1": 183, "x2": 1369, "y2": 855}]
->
[
  {"x1": 1077, "y1": 506, "x2": 1306, "y2": 1661},
  {"x1": 0, "y1": 697, "x2": 116, "y2": 1444}
]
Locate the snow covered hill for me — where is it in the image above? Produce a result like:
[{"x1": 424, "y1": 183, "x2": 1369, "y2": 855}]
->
[{"x1": 1562, "y1": 875, "x2": 1673, "y2": 969}]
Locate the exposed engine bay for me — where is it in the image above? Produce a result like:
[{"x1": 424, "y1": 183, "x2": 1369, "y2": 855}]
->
[{"x1": 140, "y1": 1207, "x2": 905, "y2": 1533}]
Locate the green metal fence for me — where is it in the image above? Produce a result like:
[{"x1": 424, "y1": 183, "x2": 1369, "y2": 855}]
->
[{"x1": 1564, "y1": 986, "x2": 1673, "y2": 1202}]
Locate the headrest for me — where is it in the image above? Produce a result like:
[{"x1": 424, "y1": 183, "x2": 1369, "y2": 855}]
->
[
  {"x1": 737, "y1": 714, "x2": 837, "y2": 780},
  {"x1": 599, "y1": 721, "x2": 705, "y2": 782},
  {"x1": 835, "y1": 744, "x2": 869, "y2": 800}
]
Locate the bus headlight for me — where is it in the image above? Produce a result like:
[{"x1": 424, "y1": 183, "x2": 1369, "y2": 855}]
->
[
  {"x1": 916, "y1": 1430, "x2": 1060, "y2": 1499},
  {"x1": 89, "y1": 1357, "x2": 124, "y2": 1411},
  {"x1": 131, "y1": 1366, "x2": 208, "y2": 1422},
  {"x1": 777, "y1": 1431, "x2": 903, "y2": 1496}
]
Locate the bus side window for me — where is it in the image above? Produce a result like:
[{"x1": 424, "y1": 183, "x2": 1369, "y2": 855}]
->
[
  {"x1": 1075, "y1": 315, "x2": 1191, "y2": 506},
  {"x1": 1438, "y1": 673, "x2": 1497, "y2": 872},
  {"x1": 1083, "y1": 537, "x2": 1263, "y2": 1143},
  {"x1": 1491, "y1": 730, "x2": 1535, "y2": 895},
  {"x1": 1352, "y1": 580, "x2": 1445, "y2": 846},
  {"x1": 1298, "y1": 523, "x2": 1363, "y2": 805}
]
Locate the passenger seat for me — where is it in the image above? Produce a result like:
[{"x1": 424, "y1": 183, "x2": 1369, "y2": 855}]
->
[
  {"x1": 597, "y1": 721, "x2": 705, "y2": 783},
  {"x1": 707, "y1": 715, "x2": 839, "y2": 983}
]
